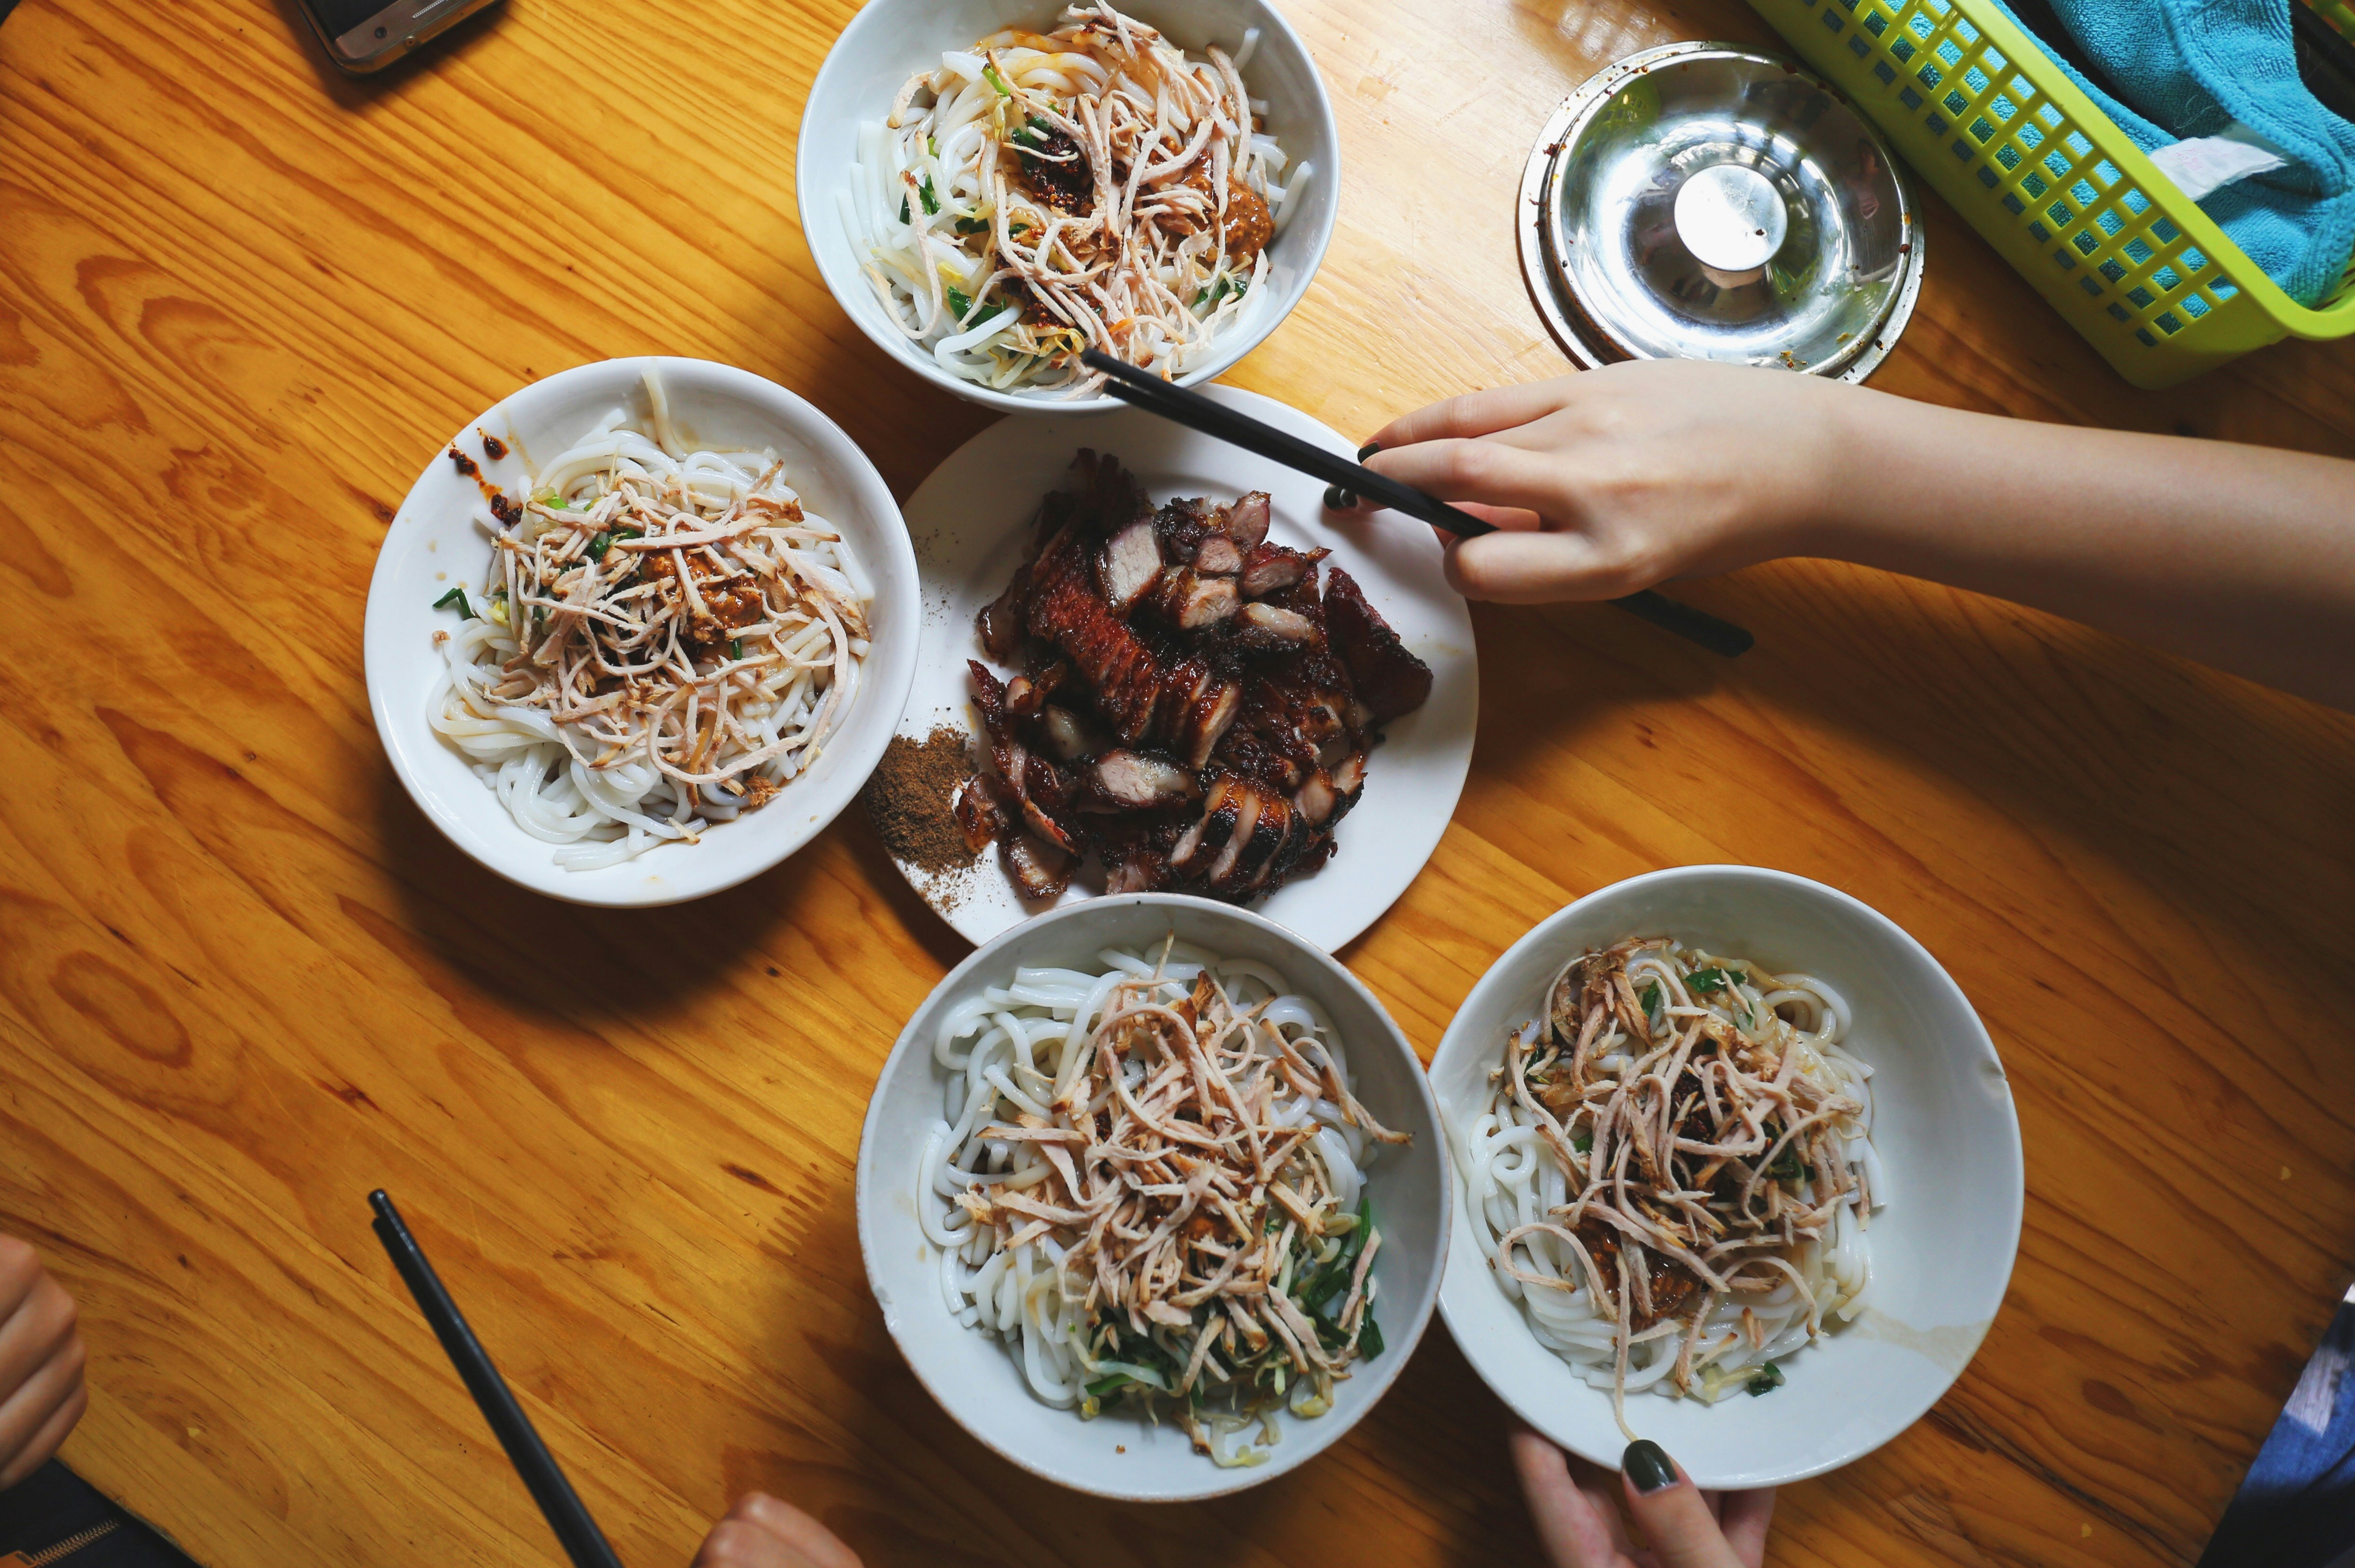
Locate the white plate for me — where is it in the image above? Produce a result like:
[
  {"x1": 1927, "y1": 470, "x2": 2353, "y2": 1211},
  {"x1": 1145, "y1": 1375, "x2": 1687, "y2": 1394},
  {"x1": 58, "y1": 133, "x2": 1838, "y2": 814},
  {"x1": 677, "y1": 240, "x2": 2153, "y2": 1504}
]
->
[
  {"x1": 797, "y1": 0, "x2": 1339, "y2": 416},
  {"x1": 362, "y1": 357, "x2": 921, "y2": 907},
  {"x1": 856, "y1": 893, "x2": 1451, "y2": 1500},
  {"x1": 889, "y1": 386, "x2": 1478, "y2": 950},
  {"x1": 1429, "y1": 866, "x2": 2024, "y2": 1490}
]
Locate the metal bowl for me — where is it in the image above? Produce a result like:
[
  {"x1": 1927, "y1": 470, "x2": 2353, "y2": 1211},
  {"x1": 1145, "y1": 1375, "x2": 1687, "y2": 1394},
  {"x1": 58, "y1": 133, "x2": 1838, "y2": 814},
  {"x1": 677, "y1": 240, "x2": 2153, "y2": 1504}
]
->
[{"x1": 1517, "y1": 42, "x2": 1923, "y2": 382}]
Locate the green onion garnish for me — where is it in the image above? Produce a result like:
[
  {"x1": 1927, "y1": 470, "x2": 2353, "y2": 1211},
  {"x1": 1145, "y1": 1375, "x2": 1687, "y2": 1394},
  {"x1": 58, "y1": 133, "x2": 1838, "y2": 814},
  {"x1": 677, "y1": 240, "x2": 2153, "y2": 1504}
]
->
[
  {"x1": 1196, "y1": 274, "x2": 1241, "y2": 310},
  {"x1": 919, "y1": 174, "x2": 939, "y2": 215},
  {"x1": 982, "y1": 61, "x2": 1010, "y2": 95},
  {"x1": 729, "y1": 638, "x2": 744, "y2": 660},
  {"x1": 432, "y1": 586, "x2": 473, "y2": 618},
  {"x1": 1343, "y1": 1196, "x2": 1374, "y2": 1263},
  {"x1": 945, "y1": 285, "x2": 972, "y2": 319}
]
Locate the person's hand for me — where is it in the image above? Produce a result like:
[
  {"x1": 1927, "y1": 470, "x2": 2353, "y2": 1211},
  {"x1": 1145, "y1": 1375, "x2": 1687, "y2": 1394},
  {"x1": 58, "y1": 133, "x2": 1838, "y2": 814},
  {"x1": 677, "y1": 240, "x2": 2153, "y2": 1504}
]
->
[
  {"x1": 1354, "y1": 359, "x2": 1872, "y2": 604},
  {"x1": 1514, "y1": 1428, "x2": 1774, "y2": 1568},
  {"x1": 690, "y1": 1493, "x2": 861, "y2": 1568},
  {"x1": 0, "y1": 1236, "x2": 86, "y2": 1490}
]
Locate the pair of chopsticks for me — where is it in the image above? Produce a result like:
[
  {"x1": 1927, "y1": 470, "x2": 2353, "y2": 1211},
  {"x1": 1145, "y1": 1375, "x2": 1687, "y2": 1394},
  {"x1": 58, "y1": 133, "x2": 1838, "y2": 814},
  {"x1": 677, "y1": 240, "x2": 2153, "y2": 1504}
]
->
[
  {"x1": 1078, "y1": 349, "x2": 1753, "y2": 658},
  {"x1": 370, "y1": 1191, "x2": 627, "y2": 1568}
]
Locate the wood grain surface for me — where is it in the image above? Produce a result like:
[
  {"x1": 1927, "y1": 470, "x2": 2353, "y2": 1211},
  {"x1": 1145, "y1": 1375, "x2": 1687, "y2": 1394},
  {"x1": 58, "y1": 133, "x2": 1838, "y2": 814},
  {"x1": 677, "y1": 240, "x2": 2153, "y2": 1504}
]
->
[{"x1": 2, "y1": 0, "x2": 2352, "y2": 1565}]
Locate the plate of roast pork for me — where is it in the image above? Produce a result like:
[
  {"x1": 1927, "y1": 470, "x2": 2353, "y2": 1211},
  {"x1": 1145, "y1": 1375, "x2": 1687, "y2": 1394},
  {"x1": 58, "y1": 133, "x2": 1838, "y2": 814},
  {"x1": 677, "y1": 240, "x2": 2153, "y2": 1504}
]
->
[{"x1": 870, "y1": 386, "x2": 1477, "y2": 950}]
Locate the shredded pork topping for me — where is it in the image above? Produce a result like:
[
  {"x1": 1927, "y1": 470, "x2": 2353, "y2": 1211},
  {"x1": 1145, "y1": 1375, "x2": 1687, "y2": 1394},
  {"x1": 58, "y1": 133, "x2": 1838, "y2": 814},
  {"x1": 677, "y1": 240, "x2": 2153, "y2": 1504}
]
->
[
  {"x1": 430, "y1": 373, "x2": 873, "y2": 868},
  {"x1": 1461, "y1": 937, "x2": 1881, "y2": 1437},
  {"x1": 856, "y1": 4, "x2": 1307, "y2": 395},
  {"x1": 930, "y1": 942, "x2": 1407, "y2": 1465}
]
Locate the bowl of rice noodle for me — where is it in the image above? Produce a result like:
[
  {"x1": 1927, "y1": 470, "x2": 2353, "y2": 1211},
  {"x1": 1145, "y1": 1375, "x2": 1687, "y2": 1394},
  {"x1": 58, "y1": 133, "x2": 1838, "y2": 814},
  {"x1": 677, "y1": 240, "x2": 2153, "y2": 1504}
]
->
[
  {"x1": 797, "y1": 0, "x2": 1339, "y2": 412},
  {"x1": 363, "y1": 357, "x2": 920, "y2": 906},
  {"x1": 1429, "y1": 865, "x2": 2023, "y2": 1490},
  {"x1": 856, "y1": 893, "x2": 1449, "y2": 1500}
]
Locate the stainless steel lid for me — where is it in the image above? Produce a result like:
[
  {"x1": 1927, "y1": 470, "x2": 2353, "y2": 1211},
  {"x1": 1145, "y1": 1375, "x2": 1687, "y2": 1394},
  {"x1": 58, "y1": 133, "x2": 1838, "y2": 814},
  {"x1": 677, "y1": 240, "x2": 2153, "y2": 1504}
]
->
[{"x1": 1517, "y1": 42, "x2": 1924, "y2": 382}]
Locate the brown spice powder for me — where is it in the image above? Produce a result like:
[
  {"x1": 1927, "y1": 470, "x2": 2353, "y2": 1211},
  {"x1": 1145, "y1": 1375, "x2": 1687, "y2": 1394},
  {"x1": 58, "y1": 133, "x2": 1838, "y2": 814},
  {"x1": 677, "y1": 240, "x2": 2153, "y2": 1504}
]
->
[{"x1": 865, "y1": 727, "x2": 979, "y2": 876}]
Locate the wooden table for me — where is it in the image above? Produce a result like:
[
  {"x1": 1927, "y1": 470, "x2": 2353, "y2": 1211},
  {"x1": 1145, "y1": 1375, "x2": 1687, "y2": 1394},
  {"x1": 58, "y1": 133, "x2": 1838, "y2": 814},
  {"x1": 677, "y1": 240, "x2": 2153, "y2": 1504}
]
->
[{"x1": 3, "y1": 0, "x2": 2352, "y2": 1564}]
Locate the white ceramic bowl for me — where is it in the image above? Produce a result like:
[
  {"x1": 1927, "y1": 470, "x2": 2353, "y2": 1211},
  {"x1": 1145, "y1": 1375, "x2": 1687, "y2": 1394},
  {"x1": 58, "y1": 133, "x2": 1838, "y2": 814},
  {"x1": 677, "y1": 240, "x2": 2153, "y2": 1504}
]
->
[
  {"x1": 797, "y1": 0, "x2": 1340, "y2": 415},
  {"x1": 856, "y1": 894, "x2": 1450, "y2": 1500},
  {"x1": 1429, "y1": 866, "x2": 2023, "y2": 1490},
  {"x1": 362, "y1": 357, "x2": 920, "y2": 907}
]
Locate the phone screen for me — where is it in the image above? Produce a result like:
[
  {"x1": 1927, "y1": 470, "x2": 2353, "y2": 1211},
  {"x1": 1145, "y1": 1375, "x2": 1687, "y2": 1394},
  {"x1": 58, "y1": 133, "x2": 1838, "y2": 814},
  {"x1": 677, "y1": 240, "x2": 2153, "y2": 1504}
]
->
[{"x1": 306, "y1": 0, "x2": 392, "y2": 37}]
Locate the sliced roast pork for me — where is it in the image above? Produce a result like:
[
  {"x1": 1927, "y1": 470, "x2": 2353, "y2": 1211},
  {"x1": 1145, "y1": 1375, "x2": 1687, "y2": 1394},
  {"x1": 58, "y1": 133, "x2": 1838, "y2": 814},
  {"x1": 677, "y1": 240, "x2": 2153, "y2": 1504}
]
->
[
  {"x1": 1223, "y1": 491, "x2": 1271, "y2": 550},
  {"x1": 1097, "y1": 516, "x2": 1164, "y2": 614},
  {"x1": 1087, "y1": 749, "x2": 1201, "y2": 810},
  {"x1": 1239, "y1": 542, "x2": 1326, "y2": 598},
  {"x1": 1230, "y1": 602, "x2": 1318, "y2": 653},
  {"x1": 956, "y1": 455, "x2": 1433, "y2": 911},
  {"x1": 1323, "y1": 565, "x2": 1433, "y2": 723},
  {"x1": 1193, "y1": 534, "x2": 1244, "y2": 576},
  {"x1": 1156, "y1": 568, "x2": 1240, "y2": 630}
]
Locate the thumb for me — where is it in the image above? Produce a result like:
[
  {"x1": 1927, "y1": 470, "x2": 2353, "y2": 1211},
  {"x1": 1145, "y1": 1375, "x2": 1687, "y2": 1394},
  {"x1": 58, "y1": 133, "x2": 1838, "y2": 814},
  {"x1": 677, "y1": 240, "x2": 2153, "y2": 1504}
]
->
[{"x1": 1619, "y1": 1441, "x2": 1742, "y2": 1568}]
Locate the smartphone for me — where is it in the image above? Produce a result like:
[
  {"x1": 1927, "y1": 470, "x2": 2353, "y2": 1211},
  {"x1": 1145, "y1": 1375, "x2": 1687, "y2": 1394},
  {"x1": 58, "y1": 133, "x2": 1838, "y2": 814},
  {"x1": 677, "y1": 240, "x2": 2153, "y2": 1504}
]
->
[{"x1": 291, "y1": 0, "x2": 502, "y2": 74}]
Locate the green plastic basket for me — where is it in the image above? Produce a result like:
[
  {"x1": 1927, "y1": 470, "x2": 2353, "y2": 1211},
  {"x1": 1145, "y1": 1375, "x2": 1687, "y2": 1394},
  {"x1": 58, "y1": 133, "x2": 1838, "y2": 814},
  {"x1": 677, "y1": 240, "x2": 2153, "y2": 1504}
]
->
[
  {"x1": 2308, "y1": 0, "x2": 2355, "y2": 48},
  {"x1": 1749, "y1": 0, "x2": 2355, "y2": 387}
]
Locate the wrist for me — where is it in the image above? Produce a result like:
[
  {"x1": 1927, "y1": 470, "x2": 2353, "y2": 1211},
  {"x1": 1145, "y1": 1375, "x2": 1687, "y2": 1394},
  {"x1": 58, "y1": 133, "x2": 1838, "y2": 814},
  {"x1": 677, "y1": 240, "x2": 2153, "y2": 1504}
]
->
[{"x1": 1771, "y1": 380, "x2": 1898, "y2": 562}]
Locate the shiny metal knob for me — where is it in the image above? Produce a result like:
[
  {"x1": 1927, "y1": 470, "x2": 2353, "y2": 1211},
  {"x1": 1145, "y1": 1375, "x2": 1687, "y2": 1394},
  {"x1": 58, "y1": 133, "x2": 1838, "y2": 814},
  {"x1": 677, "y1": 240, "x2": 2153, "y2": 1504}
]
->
[{"x1": 1673, "y1": 164, "x2": 1788, "y2": 275}]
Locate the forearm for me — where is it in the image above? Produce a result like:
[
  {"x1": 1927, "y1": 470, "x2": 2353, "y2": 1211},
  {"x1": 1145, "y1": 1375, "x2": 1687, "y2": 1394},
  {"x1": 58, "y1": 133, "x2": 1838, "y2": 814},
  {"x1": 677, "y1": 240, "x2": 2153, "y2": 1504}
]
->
[
  {"x1": 1360, "y1": 363, "x2": 2355, "y2": 710},
  {"x1": 1805, "y1": 393, "x2": 2355, "y2": 710}
]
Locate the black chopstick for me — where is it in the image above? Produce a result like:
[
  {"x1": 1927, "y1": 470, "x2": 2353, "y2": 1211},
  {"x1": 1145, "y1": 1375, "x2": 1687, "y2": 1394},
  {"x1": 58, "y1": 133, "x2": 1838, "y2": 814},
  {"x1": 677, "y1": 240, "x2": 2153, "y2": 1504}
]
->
[
  {"x1": 369, "y1": 1191, "x2": 627, "y2": 1568},
  {"x1": 1082, "y1": 349, "x2": 1499, "y2": 537},
  {"x1": 1080, "y1": 350, "x2": 1753, "y2": 658}
]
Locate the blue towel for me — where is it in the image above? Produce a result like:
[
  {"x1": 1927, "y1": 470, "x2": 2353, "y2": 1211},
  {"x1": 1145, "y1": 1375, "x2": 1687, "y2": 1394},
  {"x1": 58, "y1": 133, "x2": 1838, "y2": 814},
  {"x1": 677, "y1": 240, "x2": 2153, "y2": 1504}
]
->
[{"x1": 1990, "y1": 0, "x2": 2355, "y2": 306}]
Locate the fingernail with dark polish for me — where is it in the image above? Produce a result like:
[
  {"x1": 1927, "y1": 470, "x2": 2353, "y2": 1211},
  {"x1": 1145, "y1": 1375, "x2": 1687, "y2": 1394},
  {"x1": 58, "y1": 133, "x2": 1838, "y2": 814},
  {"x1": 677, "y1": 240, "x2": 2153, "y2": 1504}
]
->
[
  {"x1": 1623, "y1": 1440, "x2": 1677, "y2": 1495},
  {"x1": 1358, "y1": 442, "x2": 1381, "y2": 461},
  {"x1": 1323, "y1": 484, "x2": 1356, "y2": 510}
]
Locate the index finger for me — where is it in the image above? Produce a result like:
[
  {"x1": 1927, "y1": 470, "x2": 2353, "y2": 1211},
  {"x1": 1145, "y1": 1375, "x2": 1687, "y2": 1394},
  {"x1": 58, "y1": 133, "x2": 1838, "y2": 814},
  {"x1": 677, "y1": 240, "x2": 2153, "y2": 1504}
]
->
[{"x1": 1365, "y1": 377, "x2": 1582, "y2": 451}]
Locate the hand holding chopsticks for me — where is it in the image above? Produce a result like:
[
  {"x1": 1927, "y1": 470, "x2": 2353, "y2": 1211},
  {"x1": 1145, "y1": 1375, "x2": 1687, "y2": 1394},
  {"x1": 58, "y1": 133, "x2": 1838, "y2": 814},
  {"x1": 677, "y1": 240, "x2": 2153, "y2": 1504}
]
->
[{"x1": 1078, "y1": 349, "x2": 1754, "y2": 658}]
